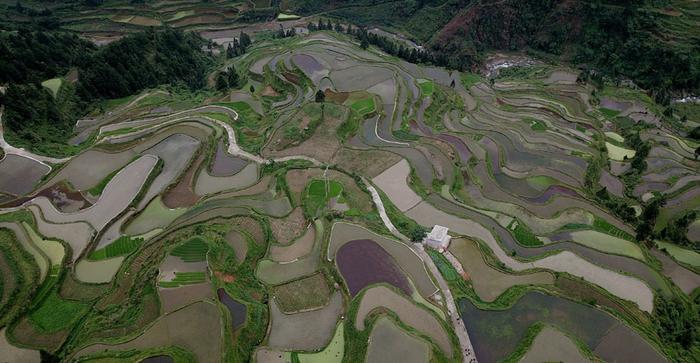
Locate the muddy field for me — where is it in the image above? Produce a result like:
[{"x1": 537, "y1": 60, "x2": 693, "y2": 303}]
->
[
  {"x1": 337, "y1": 239, "x2": 412, "y2": 297},
  {"x1": 76, "y1": 301, "x2": 223, "y2": 362},
  {"x1": 366, "y1": 317, "x2": 430, "y2": 363},
  {"x1": 267, "y1": 291, "x2": 343, "y2": 351},
  {"x1": 356, "y1": 285, "x2": 452, "y2": 357},
  {"x1": 448, "y1": 238, "x2": 553, "y2": 301}
]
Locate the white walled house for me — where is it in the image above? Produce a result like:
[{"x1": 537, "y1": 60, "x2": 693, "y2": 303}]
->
[{"x1": 424, "y1": 225, "x2": 451, "y2": 251}]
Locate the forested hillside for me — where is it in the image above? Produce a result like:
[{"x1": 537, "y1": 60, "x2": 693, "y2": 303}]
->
[
  {"x1": 0, "y1": 0, "x2": 698, "y2": 154},
  {"x1": 0, "y1": 28, "x2": 210, "y2": 154},
  {"x1": 284, "y1": 0, "x2": 700, "y2": 97}
]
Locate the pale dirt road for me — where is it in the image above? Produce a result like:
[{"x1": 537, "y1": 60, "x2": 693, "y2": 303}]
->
[{"x1": 368, "y1": 179, "x2": 479, "y2": 363}]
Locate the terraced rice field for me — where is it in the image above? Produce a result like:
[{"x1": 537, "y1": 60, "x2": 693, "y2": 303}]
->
[
  {"x1": 268, "y1": 291, "x2": 344, "y2": 351},
  {"x1": 158, "y1": 282, "x2": 213, "y2": 314},
  {"x1": 76, "y1": 301, "x2": 222, "y2": 362},
  {"x1": 366, "y1": 317, "x2": 430, "y2": 363},
  {"x1": 217, "y1": 288, "x2": 247, "y2": 330},
  {"x1": 0, "y1": 26, "x2": 695, "y2": 363},
  {"x1": 519, "y1": 326, "x2": 591, "y2": 363},
  {"x1": 329, "y1": 222, "x2": 438, "y2": 299},
  {"x1": 0, "y1": 155, "x2": 50, "y2": 196},
  {"x1": 337, "y1": 239, "x2": 412, "y2": 297},
  {"x1": 356, "y1": 286, "x2": 452, "y2": 357},
  {"x1": 458, "y1": 292, "x2": 666, "y2": 363},
  {"x1": 656, "y1": 241, "x2": 700, "y2": 267},
  {"x1": 448, "y1": 238, "x2": 554, "y2": 301},
  {"x1": 271, "y1": 273, "x2": 331, "y2": 313}
]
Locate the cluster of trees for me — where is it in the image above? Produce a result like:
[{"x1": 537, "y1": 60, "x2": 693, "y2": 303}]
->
[
  {"x1": 307, "y1": 18, "x2": 448, "y2": 69},
  {"x1": 0, "y1": 28, "x2": 211, "y2": 151},
  {"x1": 626, "y1": 132, "x2": 652, "y2": 174},
  {"x1": 2, "y1": 83, "x2": 79, "y2": 148},
  {"x1": 654, "y1": 294, "x2": 700, "y2": 357},
  {"x1": 689, "y1": 126, "x2": 700, "y2": 140},
  {"x1": 216, "y1": 65, "x2": 240, "y2": 92},
  {"x1": 274, "y1": 26, "x2": 298, "y2": 39},
  {"x1": 619, "y1": 129, "x2": 653, "y2": 194},
  {"x1": 575, "y1": 1, "x2": 700, "y2": 99},
  {"x1": 78, "y1": 28, "x2": 209, "y2": 100},
  {"x1": 225, "y1": 32, "x2": 251, "y2": 58},
  {"x1": 292, "y1": 0, "x2": 699, "y2": 95},
  {"x1": 636, "y1": 195, "x2": 666, "y2": 242},
  {"x1": 595, "y1": 187, "x2": 637, "y2": 224},
  {"x1": 0, "y1": 31, "x2": 93, "y2": 84},
  {"x1": 661, "y1": 211, "x2": 698, "y2": 249}
]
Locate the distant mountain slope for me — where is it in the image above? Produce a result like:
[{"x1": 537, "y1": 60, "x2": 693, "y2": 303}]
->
[{"x1": 1, "y1": 0, "x2": 697, "y2": 95}]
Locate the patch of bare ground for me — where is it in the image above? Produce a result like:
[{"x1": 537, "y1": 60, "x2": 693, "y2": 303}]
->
[
  {"x1": 264, "y1": 114, "x2": 345, "y2": 164},
  {"x1": 261, "y1": 85, "x2": 279, "y2": 97},
  {"x1": 422, "y1": 138, "x2": 457, "y2": 163},
  {"x1": 332, "y1": 148, "x2": 402, "y2": 179},
  {"x1": 162, "y1": 150, "x2": 204, "y2": 208},
  {"x1": 269, "y1": 207, "x2": 308, "y2": 245},
  {"x1": 324, "y1": 89, "x2": 349, "y2": 103}
]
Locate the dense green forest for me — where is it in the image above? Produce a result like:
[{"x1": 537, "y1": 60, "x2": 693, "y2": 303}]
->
[
  {"x1": 285, "y1": 0, "x2": 699, "y2": 97},
  {"x1": 0, "y1": 28, "x2": 210, "y2": 154},
  {"x1": 0, "y1": 31, "x2": 93, "y2": 84},
  {"x1": 77, "y1": 29, "x2": 209, "y2": 100},
  {"x1": 1, "y1": 0, "x2": 698, "y2": 97}
]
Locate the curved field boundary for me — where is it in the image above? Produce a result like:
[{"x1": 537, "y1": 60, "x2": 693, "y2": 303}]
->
[
  {"x1": 448, "y1": 238, "x2": 554, "y2": 302},
  {"x1": 0, "y1": 222, "x2": 49, "y2": 281},
  {"x1": 656, "y1": 241, "x2": 700, "y2": 268},
  {"x1": 256, "y1": 220, "x2": 324, "y2": 285},
  {"x1": 371, "y1": 159, "x2": 422, "y2": 212},
  {"x1": 125, "y1": 196, "x2": 187, "y2": 236},
  {"x1": 365, "y1": 316, "x2": 430, "y2": 363},
  {"x1": 355, "y1": 285, "x2": 452, "y2": 357},
  {"x1": 74, "y1": 256, "x2": 125, "y2": 284},
  {"x1": 195, "y1": 162, "x2": 259, "y2": 196},
  {"x1": 267, "y1": 291, "x2": 343, "y2": 351},
  {"x1": 29, "y1": 155, "x2": 158, "y2": 231},
  {"x1": 565, "y1": 230, "x2": 644, "y2": 260},
  {"x1": 74, "y1": 301, "x2": 223, "y2": 362},
  {"x1": 21, "y1": 222, "x2": 64, "y2": 267},
  {"x1": 328, "y1": 222, "x2": 438, "y2": 298},
  {"x1": 0, "y1": 328, "x2": 39, "y2": 363},
  {"x1": 518, "y1": 326, "x2": 592, "y2": 363},
  {"x1": 269, "y1": 223, "x2": 315, "y2": 263},
  {"x1": 297, "y1": 322, "x2": 344, "y2": 362},
  {"x1": 403, "y1": 200, "x2": 654, "y2": 312},
  {"x1": 27, "y1": 205, "x2": 93, "y2": 263}
]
